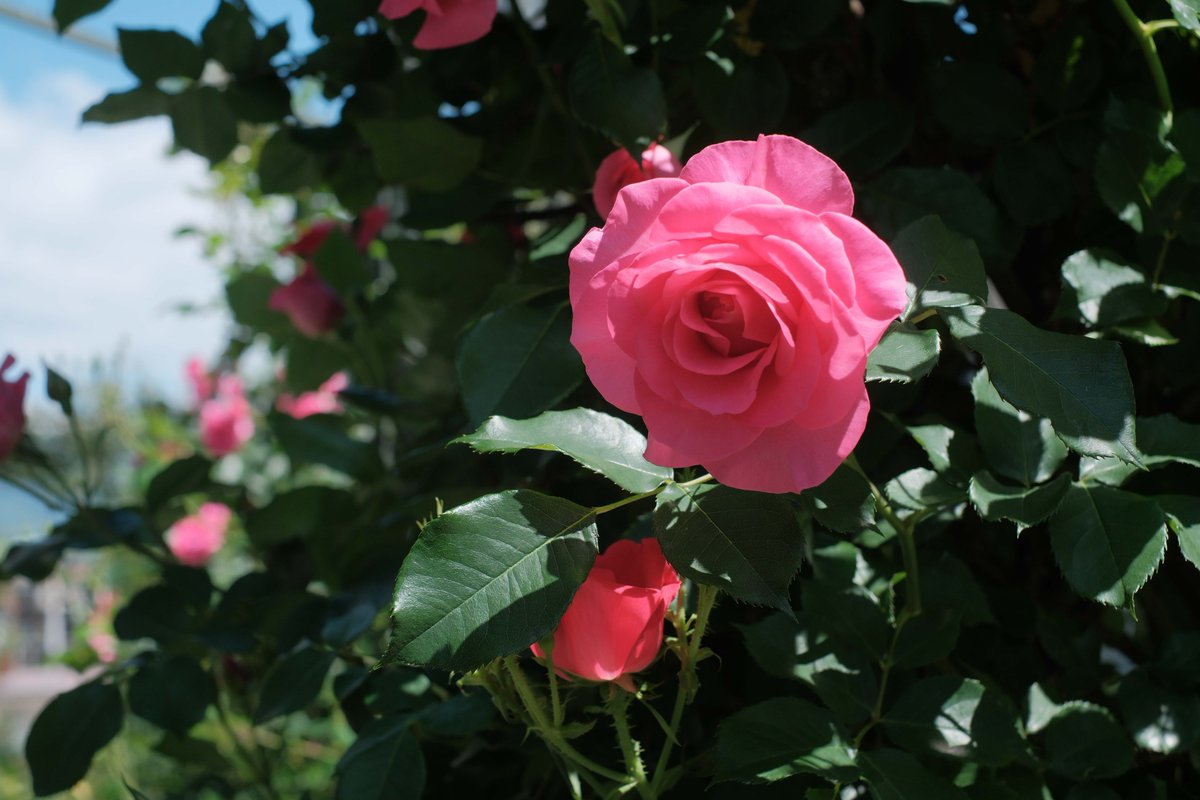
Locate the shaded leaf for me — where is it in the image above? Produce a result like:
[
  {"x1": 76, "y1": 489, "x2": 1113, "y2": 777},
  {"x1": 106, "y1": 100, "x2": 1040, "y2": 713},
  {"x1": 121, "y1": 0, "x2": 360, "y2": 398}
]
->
[
  {"x1": 25, "y1": 681, "x2": 123, "y2": 796},
  {"x1": 255, "y1": 646, "x2": 336, "y2": 724},
  {"x1": 716, "y1": 697, "x2": 857, "y2": 782},
  {"x1": 969, "y1": 471, "x2": 1071, "y2": 529},
  {"x1": 866, "y1": 324, "x2": 940, "y2": 383}
]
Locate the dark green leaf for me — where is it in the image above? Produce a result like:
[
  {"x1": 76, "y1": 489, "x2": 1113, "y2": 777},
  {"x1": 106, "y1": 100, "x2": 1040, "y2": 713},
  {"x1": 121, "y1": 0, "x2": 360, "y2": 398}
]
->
[
  {"x1": 908, "y1": 423, "x2": 983, "y2": 481},
  {"x1": 169, "y1": 87, "x2": 238, "y2": 164},
  {"x1": 454, "y1": 409, "x2": 672, "y2": 493},
  {"x1": 803, "y1": 99, "x2": 914, "y2": 175},
  {"x1": 801, "y1": 464, "x2": 876, "y2": 533},
  {"x1": 1042, "y1": 704, "x2": 1135, "y2": 780},
  {"x1": 1034, "y1": 23, "x2": 1102, "y2": 112},
  {"x1": 992, "y1": 142, "x2": 1073, "y2": 227},
  {"x1": 568, "y1": 34, "x2": 666, "y2": 154},
  {"x1": 258, "y1": 128, "x2": 322, "y2": 195},
  {"x1": 944, "y1": 306, "x2": 1140, "y2": 465},
  {"x1": 1049, "y1": 483, "x2": 1167, "y2": 607},
  {"x1": 201, "y1": 1, "x2": 259, "y2": 74},
  {"x1": 748, "y1": 0, "x2": 843, "y2": 47},
  {"x1": 654, "y1": 483, "x2": 803, "y2": 609},
  {"x1": 145, "y1": 454, "x2": 213, "y2": 512},
  {"x1": 1137, "y1": 414, "x2": 1200, "y2": 468},
  {"x1": 1094, "y1": 99, "x2": 1186, "y2": 234},
  {"x1": 891, "y1": 610, "x2": 960, "y2": 668},
  {"x1": 1171, "y1": 109, "x2": 1200, "y2": 182},
  {"x1": 884, "y1": 468, "x2": 965, "y2": 511},
  {"x1": 1116, "y1": 670, "x2": 1200, "y2": 754},
  {"x1": 971, "y1": 367, "x2": 1068, "y2": 486},
  {"x1": 893, "y1": 216, "x2": 988, "y2": 320},
  {"x1": 0, "y1": 536, "x2": 66, "y2": 582},
  {"x1": 1059, "y1": 250, "x2": 1165, "y2": 329},
  {"x1": 82, "y1": 86, "x2": 170, "y2": 124},
  {"x1": 269, "y1": 413, "x2": 382, "y2": 480},
  {"x1": 387, "y1": 490, "x2": 598, "y2": 671},
  {"x1": 715, "y1": 697, "x2": 857, "y2": 782},
  {"x1": 414, "y1": 691, "x2": 495, "y2": 736},
  {"x1": 693, "y1": 53, "x2": 788, "y2": 140},
  {"x1": 244, "y1": 486, "x2": 355, "y2": 548},
  {"x1": 255, "y1": 646, "x2": 336, "y2": 724},
  {"x1": 456, "y1": 303, "x2": 584, "y2": 426},
  {"x1": 969, "y1": 471, "x2": 1071, "y2": 530},
  {"x1": 865, "y1": 324, "x2": 940, "y2": 383},
  {"x1": 928, "y1": 61, "x2": 1027, "y2": 147},
  {"x1": 883, "y1": 676, "x2": 1029, "y2": 766},
  {"x1": 129, "y1": 655, "x2": 213, "y2": 734},
  {"x1": 858, "y1": 748, "x2": 969, "y2": 800},
  {"x1": 25, "y1": 680, "x2": 123, "y2": 796},
  {"x1": 114, "y1": 585, "x2": 193, "y2": 643},
  {"x1": 336, "y1": 718, "x2": 425, "y2": 800},
  {"x1": 118, "y1": 29, "x2": 204, "y2": 82},
  {"x1": 360, "y1": 118, "x2": 483, "y2": 192},
  {"x1": 53, "y1": 0, "x2": 113, "y2": 32},
  {"x1": 1160, "y1": 495, "x2": 1200, "y2": 573},
  {"x1": 800, "y1": 581, "x2": 891, "y2": 661}
]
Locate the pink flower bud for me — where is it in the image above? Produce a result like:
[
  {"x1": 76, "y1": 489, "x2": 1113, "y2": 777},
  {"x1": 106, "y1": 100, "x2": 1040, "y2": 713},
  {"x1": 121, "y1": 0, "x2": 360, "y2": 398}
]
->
[
  {"x1": 185, "y1": 356, "x2": 215, "y2": 407},
  {"x1": 0, "y1": 354, "x2": 30, "y2": 463},
  {"x1": 199, "y1": 375, "x2": 254, "y2": 456},
  {"x1": 268, "y1": 265, "x2": 345, "y2": 338},
  {"x1": 276, "y1": 371, "x2": 349, "y2": 419},
  {"x1": 592, "y1": 143, "x2": 683, "y2": 220},
  {"x1": 531, "y1": 538, "x2": 681, "y2": 692},
  {"x1": 166, "y1": 502, "x2": 233, "y2": 567},
  {"x1": 379, "y1": 0, "x2": 497, "y2": 50}
]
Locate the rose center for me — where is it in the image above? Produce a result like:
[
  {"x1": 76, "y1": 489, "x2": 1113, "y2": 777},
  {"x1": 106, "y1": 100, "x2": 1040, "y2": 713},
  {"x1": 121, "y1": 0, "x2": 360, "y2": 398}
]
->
[{"x1": 695, "y1": 290, "x2": 763, "y2": 357}]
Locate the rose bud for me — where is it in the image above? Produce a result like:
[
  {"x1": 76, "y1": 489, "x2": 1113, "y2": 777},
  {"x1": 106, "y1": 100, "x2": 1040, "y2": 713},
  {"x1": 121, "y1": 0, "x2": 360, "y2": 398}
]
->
[
  {"x1": 165, "y1": 502, "x2": 233, "y2": 567},
  {"x1": 532, "y1": 538, "x2": 681, "y2": 692},
  {"x1": 569, "y1": 134, "x2": 907, "y2": 494},
  {"x1": 0, "y1": 354, "x2": 30, "y2": 463},
  {"x1": 379, "y1": 0, "x2": 498, "y2": 50},
  {"x1": 268, "y1": 265, "x2": 346, "y2": 337},
  {"x1": 276, "y1": 371, "x2": 349, "y2": 419},
  {"x1": 592, "y1": 143, "x2": 682, "y2": 219}
]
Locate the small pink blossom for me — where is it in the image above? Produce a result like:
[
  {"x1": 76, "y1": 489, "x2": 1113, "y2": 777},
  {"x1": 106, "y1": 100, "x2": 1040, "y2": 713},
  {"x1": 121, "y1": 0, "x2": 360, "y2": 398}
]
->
[
  {"x1": 166, "y1": 502, "x2": 233, "y2": 567},
  {"x1": 268, "y1": 265, "x2": 345, "y2": 337},
  {"x1": 592, "y1": 143, "x2": 682, "y2": 219},
  {"x1": 185, "y1": 357, "x2": 215, "y2": 407},
  {"x1": 0, "y1": 354, "x2": 30, "y2": 463},
  {"x1": 276, "y1": 372, "x2": 349, "y2": 419},
  {"x1": 279, "y1": 206, "x2": 389, "y2": 258},
  {"x1": 87, "y1": 633, "x2": 118, "y2": 664},
  {"x1": 379, "y1": 0, "x2": 497, "y2": 50},
  {"x1": 199, "y1": 375, "x2": 255, "y2": 456}
]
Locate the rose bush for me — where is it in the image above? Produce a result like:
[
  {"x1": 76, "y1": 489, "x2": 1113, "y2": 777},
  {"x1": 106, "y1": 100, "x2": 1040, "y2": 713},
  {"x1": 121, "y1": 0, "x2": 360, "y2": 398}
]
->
[
  {"x1": 531, "y1": 538, "x2": 680, "y2": 691},
  {"x1": 571, "y1": 135, "x2": 907, "y2": 493}
]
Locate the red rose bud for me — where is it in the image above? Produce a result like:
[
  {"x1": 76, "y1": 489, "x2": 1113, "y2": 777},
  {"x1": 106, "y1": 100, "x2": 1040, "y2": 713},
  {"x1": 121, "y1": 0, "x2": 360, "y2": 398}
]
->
[
  {"x1": 531, "y1": 538, "x2": 681, "y2": 692},
  {"x1": 268, "y1": 265, "x2": 346, "y2": 337},
  {"x1": 379, "y1": 0, "x2": 497, "y2": 50},
  {"x1": 0, "y1": 354, "x2": 30, "y2": 462}
]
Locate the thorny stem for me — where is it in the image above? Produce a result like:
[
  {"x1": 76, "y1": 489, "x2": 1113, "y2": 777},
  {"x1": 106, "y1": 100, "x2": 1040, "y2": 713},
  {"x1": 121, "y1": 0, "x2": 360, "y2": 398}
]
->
[
  {"x1": 1111, "y1": 0, "x2": 1174, "y2": 121},
  {"x1": 608, "y1": 690, "x2": 652, "y2": 799}
]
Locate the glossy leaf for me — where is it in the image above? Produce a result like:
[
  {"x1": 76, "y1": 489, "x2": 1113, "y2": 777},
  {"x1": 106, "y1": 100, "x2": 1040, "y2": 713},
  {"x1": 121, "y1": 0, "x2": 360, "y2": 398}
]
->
[
  {"x1": 360, "y1": 118, "x2": 483, "y2": 192},
  {"x1": 1042, "y1": 704, "x2": 1135, "y2": 780},
  {"x1": 715, "y1": 697, "x2": 857, "y2": 782},
  {"x1": 858, "y1": 748, "x2": 969, "y2": 800},
  {"x1": 971, "y1": 367, "x2": 1068, "y2": 486},
  {"x1": 255, "y1": 646, "x2": 337, "y2": 724},
  {"x1": 865, "y1": 324, "x2": 940, "y2": 383},
  {"x1": 336, "y1": 718, "x2": 425, "y2": 800},
  {"x1": 25, "y1": 680, "x2": 124, "y2": 796},
  {"x1": 145, "y1": 454, "x2": 213, "y2": 512},
  {"x1": 892, "y1": 216, "x2": 989, "y2": 321},
  {"x1": 129, "y1": 655, "x2": 213, "y2": 734},
  {"x1": 969, "y1": 471, "x2": 1071, "y2": 529}
]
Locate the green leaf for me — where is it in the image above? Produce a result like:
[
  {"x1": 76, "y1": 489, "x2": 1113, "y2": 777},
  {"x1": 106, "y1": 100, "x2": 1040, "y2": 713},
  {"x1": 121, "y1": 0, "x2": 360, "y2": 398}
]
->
[
  {"x1": 971, "y1": 368, "x2": 1068, "y2": 486},
  {"x1": 336, "y1": 718, "x2": 426, "y2": 800},
  {"x1": 944, "y1": 306, "x2": 1140, "y2": 465},
  {"x1": 928, "y1": 61, "x2": 1028, "y2": 147},
  {"x1": 1169, "y1": 0, "x2": 1199, "y2": 34},
  {"x1": 883, "y1": 676, "x2": 1029, "y2": 766},
  {"x1": 863, "y1": 168, "x2": 1009, "y2": 263},
  {"x1": 1136, "y1": 414, "x2": 1200, "y2": 468},
  {"x1": 654, "y1": 483, "x2": 803, "y2": 609},
  {"x1": 803, "y1": 99, "x2": 914, "y2": 175},
  {"x1": 748, "y1": 0, "x2": 844, "y2": 48},
  {"x1": 456, "y1": 303, "x2": 584, "y2": 426},
  {"x1": 891, "y1": 609, "x2": 960, "y2": 668},
  {"x1": 244, "y1": 486, "x2": 356, "y2": 548},
  {"x1": 25, "y1": 680, "x2": 124, "y2": 796},
  {"x1": 1034, "y1": 23, "x2": 1102, "y2": 112},
  {"x1": 53, "y1": 0, "x2": 113, "y2": 32},
  {"x1": 387, "y1": 490, "x2": 598, "y2": 671},
  {"x1": 992, "y1": 141, "x2": 1074, "y2": 227},
  {"x1": 255, "y1": 646, "x2": 337, "y2": 724},
  {"x1": 1116, "y1": 670, "x2": 1200, "y2": 754},
  {"x1": 969, "y1": 472, "x2": 1071, "y2": 530},
  {"x1": 1059, "y1": 250, "x2": 1165, "y2": 329},
  {"x1": 908, "y1": 423, "x2": 984, "y2": 481},
  {"x1": 858, "y1": 748, "x2": 969, "y2": 800},
  {"x1": 201, "y1": 1, "x2": 260, "y2": 74},
  {"x1": 269, "y1": 413, "x2": 382, "y2": 480},
  {"x1": 865, "y1": 324, "x2": 940, "y2": 383},
  {"x1": 1159, "y1": 494, "x2": 1200, "y2": 573},
  {"x1": 454, "y1": 409, "x2": 672, "y2": 493},
  {"x1": 258, "y1": 128, "x2": 322, "y2": 195},
  {"x1": 715, "y1": 697, "x2": 857, "y2": 782},
  {"x1": 169, "y1": 87, "x2": 238, "y2": 164},
  {"x1": 800, "y1": 464, "x2": 876, "y2": 533},
  {"x1": 360, "y1": 118, "x2": 483, "y2": 192},
  {"x1": 884, "y1": 468, "x2": 965, "y2": 512},
  {"x1": 145, "y1": 454, "x2": 213, "y2": 512},
  {"x1": 1094, "y1": 99, "x2": 1186, "y2": 234},
  {"x1": 800, "y1": 581, "x2": 891, "y2": 661},
  {"x1": 82, "y1": 86, "x2": 170, "y2": 124},
  {"x1": 1049, "y1": 483, "x2": 1167, "y2": 607},
  {"x1": 114, "y1": 585, "x2": 193, "y2": 643},
  {"x1": 118, "y1": 29, "x2": 204, "y2": 83},
  {"x1": 693, "y1": 53, "x2": 789, "y2": 141},
  {"x1": 1171, "y1": 109, "x2": 1200, "y2": 182},
  {"x1": 892, "y1": 216, "x2": 989, "y2": 321},
  {"x1": 129, "y1": 655, "x2": 213, "y2": 734},
  {"x1": 568, "y1": 34, "x2": 666, "y2": 154},
  {"x1": 45, "y1": 365, "x2": 74, "y2": 417},
  {"x1": 1042, "y1": 704, "x2": 1135, "y2": 780}
]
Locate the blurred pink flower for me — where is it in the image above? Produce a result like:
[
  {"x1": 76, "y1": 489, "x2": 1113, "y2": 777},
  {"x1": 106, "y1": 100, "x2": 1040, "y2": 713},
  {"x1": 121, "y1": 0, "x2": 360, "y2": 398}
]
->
[
  {"x1": 166, "y1": 502, "x2": 233, "y2": 567},
  {"x1": 276, "y1": 372, "x2": 349, "y2": 419},
  {"x1": 592, "y1": 143, "x2": 682, "y2": 219},
  {"x1": 268, "y1": 265, "x2": 345, "y2": 338},
  {"x1": 279, "y1": 206, "x2": 388, "y2": 258},
  {"x1": 87, "y1": 633, "x2": 118, "y2": 664},
  {"x1": 185, "y1": 356, "x2": 215, "y2": 407},
  {"x1": 199, "y1": 375, "x2": 255, "y2": 456},
  {"x1": 379, "y1": 0, "x2": 497, "y2": 50},
  {"x1": 0, "y1": 354, "x2": 29, "y2": 463}
]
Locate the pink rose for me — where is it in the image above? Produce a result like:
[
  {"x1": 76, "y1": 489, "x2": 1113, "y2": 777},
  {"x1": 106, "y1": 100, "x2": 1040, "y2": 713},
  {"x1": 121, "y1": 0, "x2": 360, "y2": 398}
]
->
[
  {"x1": 379, "y1": 0, "x2": 497, "y2": 50},
  {"x1": 86, "y1": 633, "x2": 118, "y2": 664},
  {"x1": 185, "y1": 356, "x2": 215, "y2": 407},
  {"x1": 276, "y1": 371, "x2": 349, "y2": 419},
  {"x1": 593, "y1": 143, "x2": 682, "y2": 219},
  {"x1": 166, "y1": 502, "x2": 233, "y2": 567},
  {"x1": 280, "y1": 206, "x2": 388, "y2": 258},
  {"x1": 199, "y1": 375, "x2": 255, "y2": 456},
  {"x1": 569, "y1": 135, "x2": 907, "y2": 494},
  {"x1": 0, "y1": 354, "x2": 30, "y2": 463},
  {"x1": 268, "y1": 265, "x2": 345, "y2": 337},
  {"x1": 531, "y1": 538, "x2": 681, "y2": 692}
]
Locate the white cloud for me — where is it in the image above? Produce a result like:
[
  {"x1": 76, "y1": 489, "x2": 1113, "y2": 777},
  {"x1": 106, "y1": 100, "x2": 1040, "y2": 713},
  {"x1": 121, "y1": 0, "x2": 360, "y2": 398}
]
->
[{"x1": 0, "y1": 72, "x2": 230, "y2": 407}]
